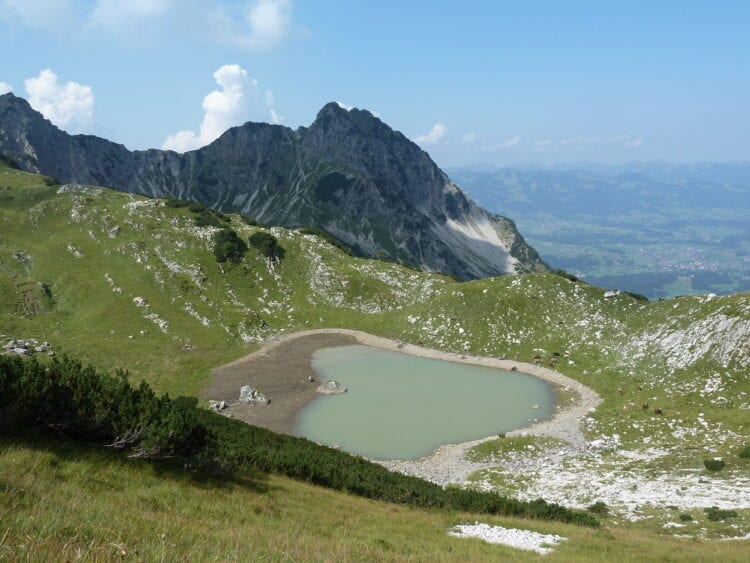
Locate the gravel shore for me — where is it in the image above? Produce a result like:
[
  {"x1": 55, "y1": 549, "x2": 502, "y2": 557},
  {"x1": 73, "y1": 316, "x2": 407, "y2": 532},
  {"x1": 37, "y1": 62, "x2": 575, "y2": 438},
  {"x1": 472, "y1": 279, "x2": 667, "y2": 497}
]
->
[{"x1": 205, "y1": 328, "x2": 601, "y2": 484}]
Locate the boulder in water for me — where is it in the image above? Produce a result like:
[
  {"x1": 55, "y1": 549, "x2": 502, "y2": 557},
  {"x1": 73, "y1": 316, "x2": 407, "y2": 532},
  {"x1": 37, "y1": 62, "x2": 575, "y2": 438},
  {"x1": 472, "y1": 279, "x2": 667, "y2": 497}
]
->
[{"x1": 316, "y1": 380, "x2": 347, "y2": 395}]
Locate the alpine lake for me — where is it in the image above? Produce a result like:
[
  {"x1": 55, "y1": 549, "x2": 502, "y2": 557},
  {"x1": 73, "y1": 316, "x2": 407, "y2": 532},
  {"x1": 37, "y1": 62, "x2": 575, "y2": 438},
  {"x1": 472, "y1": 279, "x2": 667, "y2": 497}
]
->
[{"x1": 295, "y1": 345, "x2": 554, "y2": 460}]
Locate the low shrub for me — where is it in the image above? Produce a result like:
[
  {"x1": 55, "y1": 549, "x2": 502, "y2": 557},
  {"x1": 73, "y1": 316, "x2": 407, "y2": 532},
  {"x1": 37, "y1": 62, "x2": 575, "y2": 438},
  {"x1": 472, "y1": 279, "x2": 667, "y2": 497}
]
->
[
  {"x1": 679, "y1": 513, "x2": 693, "y2": 522},
  {"x1": 739, "y1": 445, "x2": 750, "y2": 459},
  {"x1": 0, "y1": 355, "x2": 207, "y2": 460},
  {"x1": 704, "y1": 458, "x2": 726, "y2": 472},
  {"x1": 552, "y1": 269, "x2": 580, "y2": 283},
  {"x1": 587, "y1": 501, "x2": 609, "y2": 515},
  {"x1": 705, "y1": 507, "x2": 737, "y2": 521},
  {"x1": 195, "y1": 210, "x2": 228, "y2": 227},
  {"x1": 163, "y1": 197, "x2": 192, "y2": 208}
]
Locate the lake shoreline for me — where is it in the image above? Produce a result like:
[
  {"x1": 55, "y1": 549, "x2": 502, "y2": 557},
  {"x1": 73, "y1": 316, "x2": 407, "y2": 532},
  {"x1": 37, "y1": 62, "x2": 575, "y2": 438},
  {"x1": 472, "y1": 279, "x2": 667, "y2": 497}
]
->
[{"x1": 204, "y1": 328, "x2": 601, "y2": 480}]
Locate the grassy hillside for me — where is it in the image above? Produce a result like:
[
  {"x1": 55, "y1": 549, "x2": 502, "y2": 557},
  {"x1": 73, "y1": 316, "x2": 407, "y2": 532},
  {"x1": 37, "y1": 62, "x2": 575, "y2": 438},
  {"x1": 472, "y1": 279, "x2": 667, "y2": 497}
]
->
[
  {"x1": 5, "y1": 437, "x2": 749, "y2": 561},
  {"x1": 1, "y1": 162, "x2": 749, "y2": 554}
]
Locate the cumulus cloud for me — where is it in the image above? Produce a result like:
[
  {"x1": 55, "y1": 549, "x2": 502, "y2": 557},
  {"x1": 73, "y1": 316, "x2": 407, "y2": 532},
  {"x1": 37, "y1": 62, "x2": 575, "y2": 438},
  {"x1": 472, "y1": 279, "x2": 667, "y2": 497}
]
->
[
  {"x1": 462, "y1": 131, "x2": 476, "y2": 143},
  {"x1": 0, "y1": 82, "x2": 12, "y2": 95},
  {"x1": 483, "y1": 134, "x2": 521, "y2": 151},
  {"x1": 414, "y1": 123, "x2": 448, "y2": 146},
  {"x1": 162, "y1": 64, "x2": 282, "y2": 152},
  {"x1": 24, "y1": 69, "x2": 94, "y2": 131}
]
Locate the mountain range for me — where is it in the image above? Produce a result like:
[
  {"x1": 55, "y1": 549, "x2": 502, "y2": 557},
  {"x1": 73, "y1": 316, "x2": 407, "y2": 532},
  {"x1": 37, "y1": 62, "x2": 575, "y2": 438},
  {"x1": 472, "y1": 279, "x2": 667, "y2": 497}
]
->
[{"x1": 0, "y1": 93, "x2": 546, "y2": 281}]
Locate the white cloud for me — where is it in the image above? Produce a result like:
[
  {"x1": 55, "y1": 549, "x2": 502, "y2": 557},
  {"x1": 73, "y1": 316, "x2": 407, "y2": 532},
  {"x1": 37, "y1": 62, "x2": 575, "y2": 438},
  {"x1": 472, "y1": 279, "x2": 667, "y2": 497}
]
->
[
  {"x1": 414, "y1": 123, "x2": 448, "y2": 145},
  {"x1": 163, "y1": 64, "x2": 247, "y2": 152},
  {"x1": 532, "y1": 138, "x2": 552, "y2": 153},
  {"x1": 244, "y1": 0, "x2": 292, "y2": 50},
  {"x1": 0, "y1": 82, "x2": 12, "y2": 95},
  {"x1": 24, "y1": 69, "x2": 94, "y2": 131},
  {"x1": 88, "y1": 0, "x2": 173, "y2": 29},
  {"x1": 162, "y1": 64, "x2": 283, "y2": 152},
  {"x1": 335, "y1": 101, "x2": 354, "y2": 111},
  {"x1": 0, "y1": 0, "x2": 74, "y2": 31},
  {"x1": 557, "y1": 133, "x2": 643, "y2": 150},
  {"x1": 482, "y1": 134, "x2": 521, "y2": 151},
  {"x1": 462, "y1": 131, "x2": 476, "y2": 143},
  {"x1": 270, "y1": 109, "x2": 283, "y2": 124}
]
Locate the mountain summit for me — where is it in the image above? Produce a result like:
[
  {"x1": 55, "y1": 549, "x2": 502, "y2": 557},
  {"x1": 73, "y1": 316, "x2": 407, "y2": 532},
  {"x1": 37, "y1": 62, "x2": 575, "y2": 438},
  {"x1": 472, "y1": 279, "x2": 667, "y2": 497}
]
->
[{"x1": 0, "y1": 93, "x2": 546, "y2": 279}]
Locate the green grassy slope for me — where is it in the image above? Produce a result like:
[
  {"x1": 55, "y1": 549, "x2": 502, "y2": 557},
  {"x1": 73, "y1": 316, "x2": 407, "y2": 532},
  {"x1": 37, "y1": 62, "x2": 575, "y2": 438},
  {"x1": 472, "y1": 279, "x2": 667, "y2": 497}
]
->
[{"x1": 1, "y1": 163, "x2": 749, "y2": 551}]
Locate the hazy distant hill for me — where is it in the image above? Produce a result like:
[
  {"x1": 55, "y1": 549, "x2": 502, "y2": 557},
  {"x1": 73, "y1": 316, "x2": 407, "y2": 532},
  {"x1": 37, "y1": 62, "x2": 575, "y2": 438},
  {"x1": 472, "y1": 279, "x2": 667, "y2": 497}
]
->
[
  {"x1": 0, "y1": 93, "x2": 546, "y2": 281},
  {"x1": 449, "y1": 163, "x2": 750, "y2": 298}
]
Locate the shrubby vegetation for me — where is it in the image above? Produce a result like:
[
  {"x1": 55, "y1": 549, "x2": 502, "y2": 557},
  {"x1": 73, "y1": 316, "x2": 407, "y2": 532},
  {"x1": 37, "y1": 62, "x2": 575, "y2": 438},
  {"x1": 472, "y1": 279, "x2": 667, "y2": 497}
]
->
[
  {"x1": 552, "y1": 269, "x2": 581, "y2": 283},
  {"x1": 298, "y1": 227, "x2": 354, "y2": 255},
  {"x1": 587, "y1": 501, "x2": 609, "y2": 515},
  {"x1": 249, "y1": 231, "x2": 286, "y2": 261},
  {"x1": 705, "y1": 507, "x2": 737, "y2": 521},
  {"x1": 0, "y1": 354, "x2": 598, "y2": 527},
  {"x1": 739, "y1": 445, "x2": 750, "y2": 459},
  {"x1": 704, "y1": 458, "x2": 726, "y2": 472},
  {"x1": 213, "y1": 228, "x2": 248, "y2": 263},
  {"x1": 163, "y1": 197, "x2": 192, "y2": 208},
  {"x1": 0, "y1": 355, "x2": 207, "y2": 460}
]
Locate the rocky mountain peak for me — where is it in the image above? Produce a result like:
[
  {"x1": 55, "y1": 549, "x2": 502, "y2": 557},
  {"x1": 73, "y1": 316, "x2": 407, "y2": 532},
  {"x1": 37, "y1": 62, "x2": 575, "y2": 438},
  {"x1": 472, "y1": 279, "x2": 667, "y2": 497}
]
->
[{"x1": 0, "y1": 93, "x2": 548, "y2": 280}]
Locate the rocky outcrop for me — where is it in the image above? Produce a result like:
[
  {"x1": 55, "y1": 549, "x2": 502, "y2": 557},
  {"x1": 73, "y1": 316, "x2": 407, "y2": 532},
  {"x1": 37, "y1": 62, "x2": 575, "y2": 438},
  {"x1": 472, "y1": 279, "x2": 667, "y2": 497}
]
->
[
  {"x1": 316, "y1": 380, "x2": 347, "y2": 395},
  {"x1": 0, "y1": 93, "x2": 547, "y2": 280},
  {"x1": 238, "y1": 385, "x2": 269, "y2": 405}
]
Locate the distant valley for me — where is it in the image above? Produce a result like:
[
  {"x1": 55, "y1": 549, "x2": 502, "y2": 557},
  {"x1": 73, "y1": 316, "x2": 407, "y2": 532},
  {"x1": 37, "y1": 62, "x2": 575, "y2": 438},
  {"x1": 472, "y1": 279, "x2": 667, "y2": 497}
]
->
[{"x1": 450, "y1": 162, "x2": 750, "y2": 299}]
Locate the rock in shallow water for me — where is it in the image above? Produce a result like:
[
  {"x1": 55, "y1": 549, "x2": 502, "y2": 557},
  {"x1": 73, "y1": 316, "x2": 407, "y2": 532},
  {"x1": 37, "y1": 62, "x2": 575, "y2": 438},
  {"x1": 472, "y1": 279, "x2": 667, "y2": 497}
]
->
[{"x1": 316, "y1": 380, "x2": 347, "y2": 395}]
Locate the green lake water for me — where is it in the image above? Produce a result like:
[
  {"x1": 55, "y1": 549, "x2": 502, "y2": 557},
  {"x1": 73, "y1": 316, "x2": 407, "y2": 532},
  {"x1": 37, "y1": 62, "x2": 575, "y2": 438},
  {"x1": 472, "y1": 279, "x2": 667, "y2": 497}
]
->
[{"x1": 294, "y1": 345, "x2": 554, "y2": 460}]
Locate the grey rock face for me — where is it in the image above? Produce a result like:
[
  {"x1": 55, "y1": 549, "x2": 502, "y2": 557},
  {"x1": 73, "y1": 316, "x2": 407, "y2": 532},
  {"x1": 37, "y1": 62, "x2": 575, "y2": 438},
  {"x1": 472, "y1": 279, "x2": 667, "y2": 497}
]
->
[
  {"x1": 238, "y1": 385, "x2": 269, "y2": 405},
  {"x1": 0, "y1": 93, "x2": 547, "y2": 280},
  {"x1": 316, "y1": 380, "x2": 347, "y2": 395}
]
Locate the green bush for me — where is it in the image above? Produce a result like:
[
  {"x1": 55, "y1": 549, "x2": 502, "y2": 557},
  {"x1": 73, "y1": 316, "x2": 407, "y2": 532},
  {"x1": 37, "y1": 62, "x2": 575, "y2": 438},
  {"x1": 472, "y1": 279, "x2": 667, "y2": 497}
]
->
[
  {"x1": 552, "y1": 269, "x2": 580, "y2": 283},
  {"x1": 0, "y1": 355, "x2": 207, "y2": 460},
  {"x1": 213, "y1": 228, "x2": 248, "y2": 263},
  {"x1": 679, "y1": 513, "x2": 693, "y2": 522},
  {"x1": 195, "y1": 210, "x2": 228, "y2": 227},
  {"x1": 163, "y1": 197, "x2": 192, "y2": 208},
  {"x1": 705, "y1": 507, "x2": 737, "y2": 521},
  {"x1": 739, "y1": 445, "x2": 750, "y2": 459},
  {"x1": 587, "y1": 501, "x2": 609, "y2": 515},
  {"x1": 704, "y1": 458, "x2": 726, "y2": 472},
  {"x1": 249, "y1": 231, "x2": 285, "y2": 261}
]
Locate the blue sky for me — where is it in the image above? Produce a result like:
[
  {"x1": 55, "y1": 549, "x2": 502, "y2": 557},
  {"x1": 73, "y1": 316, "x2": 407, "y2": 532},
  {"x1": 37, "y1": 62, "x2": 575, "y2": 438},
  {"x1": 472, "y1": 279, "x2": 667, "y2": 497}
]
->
[{"x1": 1, "y1": 1, "x2": 748, "y2": 167}]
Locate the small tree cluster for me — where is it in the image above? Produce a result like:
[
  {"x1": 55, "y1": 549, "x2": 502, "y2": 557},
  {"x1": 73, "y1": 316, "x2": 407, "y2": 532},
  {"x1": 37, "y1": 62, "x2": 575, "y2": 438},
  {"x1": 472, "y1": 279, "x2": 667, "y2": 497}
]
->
[
  {"x1": 249, "y1": 231, "x2": 285, "y2": 261},
  {"x1": 213, "y1": 228, "x2": 248, "y2": 263}
]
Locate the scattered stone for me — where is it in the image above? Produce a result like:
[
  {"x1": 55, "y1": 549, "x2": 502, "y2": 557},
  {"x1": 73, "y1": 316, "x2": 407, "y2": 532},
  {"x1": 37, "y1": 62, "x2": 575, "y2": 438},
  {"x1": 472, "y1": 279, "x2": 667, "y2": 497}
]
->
[
  {"x1": 3, "y1": 338, "x2": 53, "y2": 357},
  {"x1": 317, "y1": 380, "x2": 347, "y2": 395},
  {"x1": 449, "y1": 523, "x2": 566, "y2": 555},
  {"x1": 209, "y1": 400, "x2": 228, "y2": 412},
  {"x1": 510, "y1": 366, "x2": 518, "y2": 371},
  {"x1": 239, "y1": 385, "x2": 270, "y2": 405}
]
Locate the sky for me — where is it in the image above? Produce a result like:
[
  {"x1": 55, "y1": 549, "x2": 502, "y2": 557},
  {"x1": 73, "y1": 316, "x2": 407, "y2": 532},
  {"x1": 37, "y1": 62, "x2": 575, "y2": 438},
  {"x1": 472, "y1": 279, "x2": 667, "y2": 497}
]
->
[{"x1": 1, "y1": 0, "x2": 749, "y2": 168}]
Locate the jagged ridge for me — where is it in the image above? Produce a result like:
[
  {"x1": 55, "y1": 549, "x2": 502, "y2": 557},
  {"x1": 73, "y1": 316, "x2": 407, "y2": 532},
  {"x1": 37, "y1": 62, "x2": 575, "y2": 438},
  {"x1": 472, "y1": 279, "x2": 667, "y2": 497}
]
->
[{"x1": 0, "y1": 93, "x2": 546, "y2": 280}]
